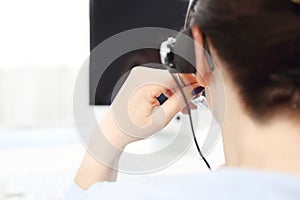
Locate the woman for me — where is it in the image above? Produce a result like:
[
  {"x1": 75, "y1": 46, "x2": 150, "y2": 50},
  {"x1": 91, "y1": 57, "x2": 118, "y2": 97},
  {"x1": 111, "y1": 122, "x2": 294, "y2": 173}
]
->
[{"x1": 67, "y1": 0, "x2": 300, "y2": 199}]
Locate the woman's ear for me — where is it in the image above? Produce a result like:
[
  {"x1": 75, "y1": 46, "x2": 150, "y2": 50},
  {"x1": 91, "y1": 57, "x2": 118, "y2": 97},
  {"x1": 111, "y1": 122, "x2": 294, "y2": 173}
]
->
[
  {"x1": 191, "y1": 26, "x2": 208, "y2": 87},
  {"x1": 191, "y1": 26, "x2": 204, "y2": 45}
]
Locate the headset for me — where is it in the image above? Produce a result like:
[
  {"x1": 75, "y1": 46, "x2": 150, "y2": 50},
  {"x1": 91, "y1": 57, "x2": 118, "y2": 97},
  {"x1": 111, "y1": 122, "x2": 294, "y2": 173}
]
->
[{"x1": 159, "y1": 0, "x2": 215, "y2": 171}]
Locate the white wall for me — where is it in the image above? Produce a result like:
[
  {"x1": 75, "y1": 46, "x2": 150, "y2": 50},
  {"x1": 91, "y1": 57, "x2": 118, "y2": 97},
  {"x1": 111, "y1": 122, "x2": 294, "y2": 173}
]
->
[{"x1": 0, "y1": 0, "x2": 90, "y2": 129}]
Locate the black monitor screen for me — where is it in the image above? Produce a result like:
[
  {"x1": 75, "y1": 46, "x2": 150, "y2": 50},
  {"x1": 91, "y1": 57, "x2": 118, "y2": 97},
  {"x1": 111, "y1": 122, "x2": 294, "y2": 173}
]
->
[{"x1": 90, "y1": 0, "x2": 189, "y2": 105}]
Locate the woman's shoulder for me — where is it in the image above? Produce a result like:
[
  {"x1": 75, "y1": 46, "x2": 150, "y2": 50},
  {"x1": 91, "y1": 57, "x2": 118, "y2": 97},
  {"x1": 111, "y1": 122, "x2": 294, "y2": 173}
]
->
[{"x1": 69, "y1": 168, "x2": 300, "y2": 200}]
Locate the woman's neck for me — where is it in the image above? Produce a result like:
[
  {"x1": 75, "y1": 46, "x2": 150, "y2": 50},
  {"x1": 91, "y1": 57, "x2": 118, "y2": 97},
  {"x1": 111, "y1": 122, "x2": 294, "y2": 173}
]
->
[{"x1": 222, "y1": 101, "x2": 300, "y2": 175}]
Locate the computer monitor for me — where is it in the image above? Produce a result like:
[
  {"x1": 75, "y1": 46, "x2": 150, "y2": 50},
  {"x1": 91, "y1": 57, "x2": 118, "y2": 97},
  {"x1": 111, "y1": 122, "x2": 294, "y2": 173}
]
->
[{"x1": 90, "y1": 0, "x2": 189, "y2": 105}]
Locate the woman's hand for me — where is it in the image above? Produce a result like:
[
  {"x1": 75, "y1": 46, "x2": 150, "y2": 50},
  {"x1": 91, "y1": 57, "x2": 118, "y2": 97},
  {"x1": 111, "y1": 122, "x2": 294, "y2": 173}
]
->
[
  {"x1": 100, "y1": 66, "x2": 201, "y2": 148},
  {"x1": 75, "y1": 66, "x2": 202, "y2": 190}
]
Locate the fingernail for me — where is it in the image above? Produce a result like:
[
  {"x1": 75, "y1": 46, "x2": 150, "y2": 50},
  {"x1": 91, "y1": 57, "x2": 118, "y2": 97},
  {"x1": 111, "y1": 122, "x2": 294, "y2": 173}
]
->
[
  {"x1": 157, "y1": 93, "x2": 168, "y2": 105},
  {"x1": 192, "y1": 86, "x2": 204, "y2": 96}
]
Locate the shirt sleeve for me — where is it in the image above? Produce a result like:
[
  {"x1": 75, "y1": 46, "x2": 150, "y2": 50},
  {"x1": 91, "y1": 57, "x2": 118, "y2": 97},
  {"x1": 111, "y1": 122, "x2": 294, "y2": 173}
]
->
[
  {"x1": 64, "y1": 173, "x2": 209, "y2": 200},
  {"x1": 64, "y1": 177, "x2": 155, "y2": 200},
  {"x1": 64, "y1": 181, "x2": 103, "y2": 200}
]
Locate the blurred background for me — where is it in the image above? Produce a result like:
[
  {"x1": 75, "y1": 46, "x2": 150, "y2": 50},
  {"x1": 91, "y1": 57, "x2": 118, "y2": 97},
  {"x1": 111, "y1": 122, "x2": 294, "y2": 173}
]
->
[
  {"x1": 0, "y1": 0, "x2": 89, "y2": 199},
  {"x1": 0, "y1": 0, "x2": 224, "y2": 199},
  {"x1": 0, "y1": 0, "x2": 88, "y2": 129}
]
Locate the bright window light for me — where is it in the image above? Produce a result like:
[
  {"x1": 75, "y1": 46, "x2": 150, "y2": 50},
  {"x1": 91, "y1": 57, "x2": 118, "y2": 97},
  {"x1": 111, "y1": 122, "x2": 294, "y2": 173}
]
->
[{"x1": 0, "y1": 0, "x2": 89, "y2": 68}]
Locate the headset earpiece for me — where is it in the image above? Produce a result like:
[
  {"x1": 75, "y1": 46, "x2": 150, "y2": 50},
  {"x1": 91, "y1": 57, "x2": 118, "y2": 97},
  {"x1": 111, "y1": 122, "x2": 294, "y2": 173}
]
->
[
  {"x1": 172, "y1": 29, "x2": 196, "y2": 74},
  {"x1": 160, "y1": 29, "x2": 196, "y2": 74}
]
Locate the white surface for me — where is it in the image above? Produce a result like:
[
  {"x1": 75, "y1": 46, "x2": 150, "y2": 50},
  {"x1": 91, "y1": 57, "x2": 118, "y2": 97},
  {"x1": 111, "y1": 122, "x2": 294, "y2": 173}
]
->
[{"x1": 0, "y1": 108, "x2": 225, "y2": 200}]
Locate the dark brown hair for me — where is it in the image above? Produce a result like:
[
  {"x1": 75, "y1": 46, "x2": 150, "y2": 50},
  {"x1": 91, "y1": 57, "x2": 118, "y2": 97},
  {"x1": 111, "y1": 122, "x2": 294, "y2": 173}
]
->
[{"x1": 190, "y1": 0, "x2": 300, "y2": 120}]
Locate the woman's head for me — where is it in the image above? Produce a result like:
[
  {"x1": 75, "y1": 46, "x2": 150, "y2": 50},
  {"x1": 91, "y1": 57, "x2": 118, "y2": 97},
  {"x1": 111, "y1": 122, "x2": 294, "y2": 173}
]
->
[{"x1": 189, "y1": 0, "x2": 300, "y2": 122}]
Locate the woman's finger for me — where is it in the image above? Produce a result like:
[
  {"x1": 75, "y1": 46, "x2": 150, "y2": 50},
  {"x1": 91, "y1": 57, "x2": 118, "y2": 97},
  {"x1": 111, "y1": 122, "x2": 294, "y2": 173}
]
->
[
  {"x1": 178, "y1": 73, "x2": 198, "y2": 86},
  {"x1": 158, "y1": 83, "x2": 203, "y2": 125},
  {"x1": 181, "y1": 102, "x2": 197, "y2": 115}
]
